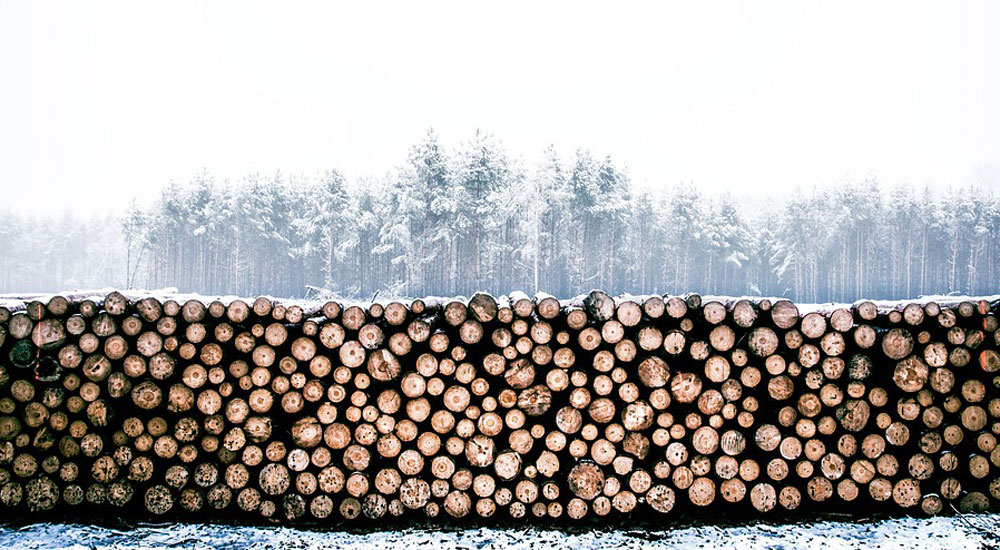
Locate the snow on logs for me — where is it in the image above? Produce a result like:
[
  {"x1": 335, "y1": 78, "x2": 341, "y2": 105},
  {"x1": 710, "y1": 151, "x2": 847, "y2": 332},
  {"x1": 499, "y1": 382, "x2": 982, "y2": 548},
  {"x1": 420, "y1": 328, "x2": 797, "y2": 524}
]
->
[{"x1": 0, "y1": 290, "x2": 998, "y2": 523}]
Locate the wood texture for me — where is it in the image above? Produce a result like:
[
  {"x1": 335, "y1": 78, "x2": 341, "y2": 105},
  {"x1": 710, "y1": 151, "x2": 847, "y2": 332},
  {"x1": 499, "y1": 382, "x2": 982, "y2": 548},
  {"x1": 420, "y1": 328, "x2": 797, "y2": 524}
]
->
[{"x1": 0, "y1": 291, "x2": 997, "y2": 523}]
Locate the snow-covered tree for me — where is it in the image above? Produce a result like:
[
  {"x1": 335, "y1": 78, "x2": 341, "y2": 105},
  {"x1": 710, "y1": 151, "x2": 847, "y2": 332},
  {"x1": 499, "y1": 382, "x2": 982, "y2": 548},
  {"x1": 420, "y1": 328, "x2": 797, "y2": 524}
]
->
[{"x1": 3, "y1": 129, "x2": 998, "y2": 301}]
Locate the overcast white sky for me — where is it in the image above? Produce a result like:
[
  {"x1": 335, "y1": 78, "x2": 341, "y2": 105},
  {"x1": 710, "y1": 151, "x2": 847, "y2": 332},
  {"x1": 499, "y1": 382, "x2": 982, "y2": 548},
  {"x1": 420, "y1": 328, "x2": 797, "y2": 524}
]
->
[{"x1": 1, "y1": 1, "x2": 998, "y2": 214}]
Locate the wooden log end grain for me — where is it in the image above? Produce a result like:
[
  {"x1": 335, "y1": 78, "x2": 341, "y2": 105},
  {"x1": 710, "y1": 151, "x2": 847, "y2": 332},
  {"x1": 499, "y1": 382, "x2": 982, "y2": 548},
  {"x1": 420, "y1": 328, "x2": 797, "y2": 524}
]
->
[{"x1": 0, "y1": 291, "x2": 996, "y2": 525}]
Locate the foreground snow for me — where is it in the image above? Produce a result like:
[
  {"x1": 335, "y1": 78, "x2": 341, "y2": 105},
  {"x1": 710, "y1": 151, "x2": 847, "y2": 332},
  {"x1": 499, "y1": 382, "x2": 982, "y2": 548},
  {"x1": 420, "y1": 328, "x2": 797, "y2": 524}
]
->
[{"x1": 1, "y1": 516, "x2": 999, "y2": 550}]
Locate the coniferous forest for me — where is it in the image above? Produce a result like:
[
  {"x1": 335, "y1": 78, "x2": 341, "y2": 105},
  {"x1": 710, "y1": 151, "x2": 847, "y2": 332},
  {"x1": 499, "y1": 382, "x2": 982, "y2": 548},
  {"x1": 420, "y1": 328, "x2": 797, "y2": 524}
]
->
[{"x1": 2, "y1": 130, "x2": 999, "y2": 302}]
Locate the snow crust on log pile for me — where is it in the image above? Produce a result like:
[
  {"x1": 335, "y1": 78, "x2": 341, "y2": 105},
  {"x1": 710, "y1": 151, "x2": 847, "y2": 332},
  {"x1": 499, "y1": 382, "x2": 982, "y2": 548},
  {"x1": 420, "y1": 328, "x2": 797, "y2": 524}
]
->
[{"x1": 2, "y1": 287, "x2": 997, "y2": 314}]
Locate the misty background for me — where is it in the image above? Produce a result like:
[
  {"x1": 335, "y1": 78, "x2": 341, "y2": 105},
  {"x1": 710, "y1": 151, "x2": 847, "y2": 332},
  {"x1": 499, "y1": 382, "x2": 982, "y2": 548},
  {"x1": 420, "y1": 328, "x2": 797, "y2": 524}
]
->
[{"x1": 1, "y1": 1, "x2": 998, "y2": 301}]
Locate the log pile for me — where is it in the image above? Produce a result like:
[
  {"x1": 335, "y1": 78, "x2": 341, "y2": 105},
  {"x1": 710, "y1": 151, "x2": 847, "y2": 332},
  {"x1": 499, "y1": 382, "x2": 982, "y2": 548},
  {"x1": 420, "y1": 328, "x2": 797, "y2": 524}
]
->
[{"x1": 0, "y1": 290, "x2": 998, "y2": 524}]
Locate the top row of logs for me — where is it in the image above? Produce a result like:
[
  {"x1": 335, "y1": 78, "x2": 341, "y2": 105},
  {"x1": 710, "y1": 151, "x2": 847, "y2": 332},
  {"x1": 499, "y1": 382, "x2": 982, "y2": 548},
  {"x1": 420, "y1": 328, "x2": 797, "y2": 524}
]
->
[{"x1": 4, "y1": 290, "x2": 994, "y2": 331}]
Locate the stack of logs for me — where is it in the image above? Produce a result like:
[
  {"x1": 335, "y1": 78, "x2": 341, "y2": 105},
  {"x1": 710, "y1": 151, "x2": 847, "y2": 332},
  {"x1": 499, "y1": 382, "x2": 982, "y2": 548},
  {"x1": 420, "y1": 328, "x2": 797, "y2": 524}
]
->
[{"x1": 0, "y1": 290, "x2": 998, "y2": 524}]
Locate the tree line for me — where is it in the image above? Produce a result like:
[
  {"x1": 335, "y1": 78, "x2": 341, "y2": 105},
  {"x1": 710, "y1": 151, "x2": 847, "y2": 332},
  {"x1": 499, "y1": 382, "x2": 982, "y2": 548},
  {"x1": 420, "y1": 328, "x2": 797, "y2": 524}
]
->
[{"x1": 1, "y1": 129, "x2": 998, "y2": 302}]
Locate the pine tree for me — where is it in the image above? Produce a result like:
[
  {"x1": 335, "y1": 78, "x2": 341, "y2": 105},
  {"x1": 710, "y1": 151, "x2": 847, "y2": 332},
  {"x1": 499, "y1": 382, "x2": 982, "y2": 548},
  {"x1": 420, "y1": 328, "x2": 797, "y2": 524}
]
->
[{"x1": 453, "y1": 130, "x2": 511, "y2": 293}]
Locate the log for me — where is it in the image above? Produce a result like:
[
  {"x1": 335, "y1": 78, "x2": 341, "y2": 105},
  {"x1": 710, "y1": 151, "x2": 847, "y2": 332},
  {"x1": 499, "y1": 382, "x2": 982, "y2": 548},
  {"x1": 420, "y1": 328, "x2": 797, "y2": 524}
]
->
[{"x1": 0, "y1": 290, "x2": 995, "y2": 524}]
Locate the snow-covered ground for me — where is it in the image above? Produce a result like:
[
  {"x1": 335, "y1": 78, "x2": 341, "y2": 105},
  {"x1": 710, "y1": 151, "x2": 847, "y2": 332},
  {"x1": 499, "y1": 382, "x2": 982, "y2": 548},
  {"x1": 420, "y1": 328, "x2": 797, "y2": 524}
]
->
[{"x1": 2, "y1": 516, "x2": 999, "y2": 550}]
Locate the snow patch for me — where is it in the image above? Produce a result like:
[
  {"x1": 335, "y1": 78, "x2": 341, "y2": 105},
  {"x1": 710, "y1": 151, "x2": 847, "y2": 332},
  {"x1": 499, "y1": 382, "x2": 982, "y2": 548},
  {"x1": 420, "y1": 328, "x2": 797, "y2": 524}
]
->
[
  {"x1": 0, "y1": 515, "x2": 998, "y2": 550},
  {"x1": 1, "y1": 288, "x2": 997, "y2": 318}
]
